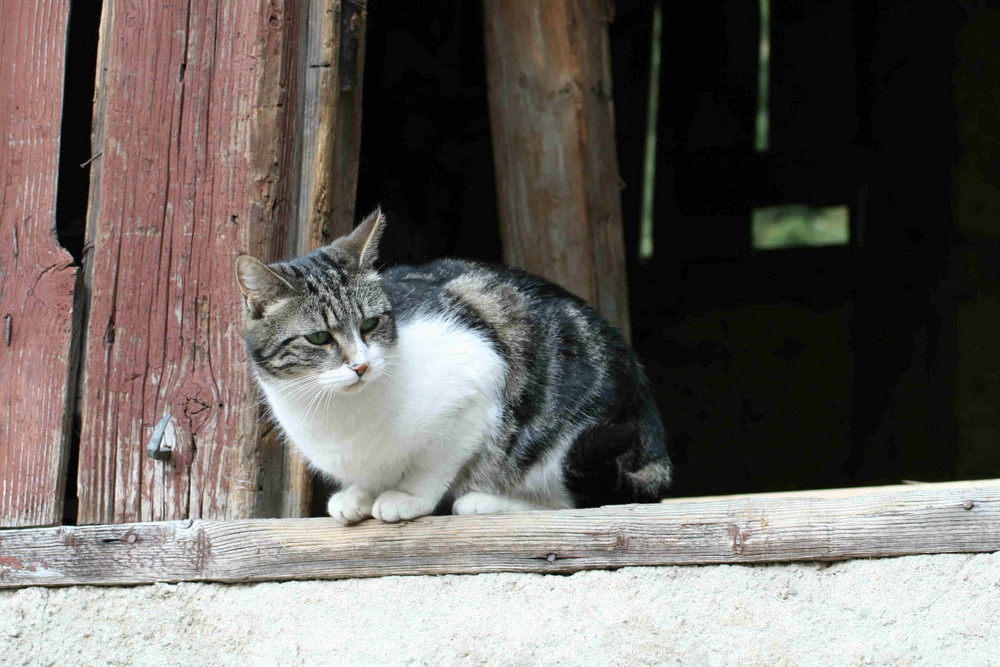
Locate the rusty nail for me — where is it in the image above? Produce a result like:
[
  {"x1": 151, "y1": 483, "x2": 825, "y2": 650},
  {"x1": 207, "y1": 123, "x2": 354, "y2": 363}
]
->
[
  {"x1": 147, "y1": 414, "x2": 174, "y2": 461},
  {"x1": 80, "y1": 150, "x2": 103, "y2": 169}
]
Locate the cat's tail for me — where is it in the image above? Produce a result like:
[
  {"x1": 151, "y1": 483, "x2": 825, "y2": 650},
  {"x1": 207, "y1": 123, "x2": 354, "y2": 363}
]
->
[
  {"x1": 563, "y1": 393, "x2": 673, "y2": 507},
  {"x1": 620, "y1": 392, "x2": 673, "y2": 503}
]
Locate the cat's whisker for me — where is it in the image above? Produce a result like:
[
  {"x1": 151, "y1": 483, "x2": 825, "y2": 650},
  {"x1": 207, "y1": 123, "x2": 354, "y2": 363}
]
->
[
  {"x1": 253, "y1": 385, "x2": 314, "y2": 414},
  {"x1": 302, "y1": 381, "x2": 334, "y2": 430},
  {"x1": 242, "y1": 373, "x2": 323, "y2": 412}
]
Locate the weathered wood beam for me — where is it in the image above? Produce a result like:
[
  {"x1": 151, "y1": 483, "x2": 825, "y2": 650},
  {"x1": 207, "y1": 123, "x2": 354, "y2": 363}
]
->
[
  {"x1": 283, "y1": 0, "x2": 369, "y2": 517},
  {"x1": 660, "y1": 478, "x2": 1000, "y2": 503},
  {"x1": 483, "y1": 0, "x2": 632, "y2": 339},
  {"x1": 2, "y1": 483, "x2": 997, "y2": 588},
  {"x1": 77, "y1": 0, "x2": 305, "y2": 524},
  {"x1": 0, "y1": 0, "x2": 78, "y2": 527},
  {"x1": 297, "y1": 0, "x2": 368, "y2": 252}
]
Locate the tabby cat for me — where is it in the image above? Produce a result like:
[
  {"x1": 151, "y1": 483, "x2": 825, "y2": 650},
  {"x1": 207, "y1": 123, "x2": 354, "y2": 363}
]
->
[{"x1": 236, "y1": 210, "x2": 671, "y2": 524}]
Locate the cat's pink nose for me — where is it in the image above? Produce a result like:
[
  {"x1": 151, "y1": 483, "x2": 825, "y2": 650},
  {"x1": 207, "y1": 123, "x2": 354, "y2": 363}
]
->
[{"x1": 351, "y1": 363, "x2": 368, "y2": 377}]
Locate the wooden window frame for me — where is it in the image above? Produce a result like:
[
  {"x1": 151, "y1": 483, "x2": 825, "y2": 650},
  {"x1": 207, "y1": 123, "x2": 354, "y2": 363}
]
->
[{"x1": 2, "y1": 479, "x2": 998, "y2": 589}]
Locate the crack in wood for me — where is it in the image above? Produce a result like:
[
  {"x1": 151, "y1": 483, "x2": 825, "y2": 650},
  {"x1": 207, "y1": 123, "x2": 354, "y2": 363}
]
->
[{"x1": 103, "y1": 316, "x2": 115, "y2": 345}]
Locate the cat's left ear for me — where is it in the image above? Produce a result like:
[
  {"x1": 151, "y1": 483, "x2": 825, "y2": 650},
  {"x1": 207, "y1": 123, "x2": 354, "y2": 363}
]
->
[{"x1": 332, "y1": 208, "x2": 387, "y2": 272}]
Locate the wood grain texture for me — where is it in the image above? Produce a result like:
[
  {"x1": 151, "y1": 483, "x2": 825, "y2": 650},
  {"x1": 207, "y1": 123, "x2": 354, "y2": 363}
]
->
[
  {"x1": 3, "y1": 483, "x2": 998, "y2": 588},
  {"x1": 484, "y1": 0, "x2": 632, "y2": 339},
  {"x1": 282, "y1": 0, "x2": 368, "y2": 517},
  {"x1": 0, "y1": 0, "x2": 78, "y2": 527},
  {"x1": 660, "y1": 478, "x2": 1000, "y2": 503},
  {"x1": 297, "y1": 0, "x2": 368, "y2": 252},
  {"x1": 77, "y1": 0, "x2": 304, "y2": 524}
]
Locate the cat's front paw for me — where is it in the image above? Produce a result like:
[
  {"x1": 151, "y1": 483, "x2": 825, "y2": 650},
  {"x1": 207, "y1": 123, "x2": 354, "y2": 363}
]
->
[
  {"x1": 327, "y1": 487, "x2": 375, "y2": 525},
  {"x1": 372, "y1": 490, "x2": 436, "y2": 523}
]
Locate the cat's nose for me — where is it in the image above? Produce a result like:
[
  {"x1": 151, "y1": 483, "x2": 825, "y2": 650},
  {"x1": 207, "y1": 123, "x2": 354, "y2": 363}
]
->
[{"x1": 350, "y1": 363, "x2": 368, "y2": 377}]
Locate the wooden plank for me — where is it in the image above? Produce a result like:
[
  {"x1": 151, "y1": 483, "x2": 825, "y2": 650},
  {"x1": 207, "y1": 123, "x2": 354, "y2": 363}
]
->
[
  {"x1": 0, "y1": 0, "x2": 78, "y2": 527},
  {"x1": 2, "y1": 483, "x2": 998, "y2": 588},
  {"x1": 297, "y1": 0, "x2": 368, "y2": 252},
  {"x1": 282, "y1": 0, "x2": 368, "y2": 517},
  {"x1": 483, "y1": 0, "x2": 632, "y2": 339},
  {"x1": 661, "y1": 478, "x2": 1000, "y2": 503},
  {"x1": 77, "y1": 0, "x2": 304, "y2": 524}
]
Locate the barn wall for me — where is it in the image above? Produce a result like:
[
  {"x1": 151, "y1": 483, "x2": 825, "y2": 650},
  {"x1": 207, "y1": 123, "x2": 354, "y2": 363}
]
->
[{"x1": 2, "y1": 552, "x2": 997, "y2": 664}]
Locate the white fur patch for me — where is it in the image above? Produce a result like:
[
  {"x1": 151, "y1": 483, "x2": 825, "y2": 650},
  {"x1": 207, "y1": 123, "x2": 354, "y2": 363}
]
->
[{"x1": 260, "y1": 314, "x2": 505, "y2": 519}]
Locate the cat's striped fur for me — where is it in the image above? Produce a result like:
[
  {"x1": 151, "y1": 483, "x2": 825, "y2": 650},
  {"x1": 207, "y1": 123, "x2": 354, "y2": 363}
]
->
[{"x1": 236, "y1": 210, "x2": 671, "y2": 523}]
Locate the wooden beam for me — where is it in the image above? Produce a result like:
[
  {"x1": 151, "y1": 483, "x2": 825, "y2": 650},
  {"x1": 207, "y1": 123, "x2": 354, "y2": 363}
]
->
[
  {"x1": 0, "y1": 0, "x2": 78, "y2": 527},
  {"x1": 77, "y1": 0, "x2": 305, "y2": 524},
  {"x1": 2, "y1": 482, "x2": 998, "y2": 588},
  {"x1": 282, "y1": 0, "x2": 368, "y2": 517},
  {"x1": 660, "y1": 478, "x2": 1000, "y2": 503},
  {"x1": 483, "y1": 0, "x2": 632, "y2": 339},
  {"x1": 297, "y1": 0, "x2": 368, "y2": 252}
]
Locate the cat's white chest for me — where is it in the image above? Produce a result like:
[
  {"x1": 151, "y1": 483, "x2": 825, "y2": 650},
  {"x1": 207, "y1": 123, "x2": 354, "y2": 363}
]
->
[{"x1": 259, "y1": 315, "x2": 504, "y2": 490}]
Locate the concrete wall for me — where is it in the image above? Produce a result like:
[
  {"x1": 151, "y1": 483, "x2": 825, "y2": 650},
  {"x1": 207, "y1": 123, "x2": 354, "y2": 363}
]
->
[{"x1": 2, "y1": 552, "x2": 997, "y2": 665}]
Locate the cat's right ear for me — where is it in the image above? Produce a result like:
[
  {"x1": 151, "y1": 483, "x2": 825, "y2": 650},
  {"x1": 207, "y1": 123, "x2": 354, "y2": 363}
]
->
[
  {"x1": 235, "y1": 255, "x2": 294, "y2": 317},
  {"x1": 329, "y1": 208, "x2": 388, "y2": 272}
]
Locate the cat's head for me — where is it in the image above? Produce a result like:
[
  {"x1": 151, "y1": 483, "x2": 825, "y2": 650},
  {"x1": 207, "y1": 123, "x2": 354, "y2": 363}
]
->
[{"x1": 235, "y1": 209, "x2": 395, "y2": 393}]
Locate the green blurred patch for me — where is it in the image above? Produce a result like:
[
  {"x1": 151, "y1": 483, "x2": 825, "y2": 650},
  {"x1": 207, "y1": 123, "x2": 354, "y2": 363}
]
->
[{"x1": 752, "y1": 204, "x2": 850, "y2": 250}]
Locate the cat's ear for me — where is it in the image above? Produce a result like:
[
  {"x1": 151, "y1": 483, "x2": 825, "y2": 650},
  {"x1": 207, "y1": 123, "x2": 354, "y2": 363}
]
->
[
  {"x1": 331, "y1": 208, "x2": 387, "y2": 272},
  {"x1": 235, "y1": 255, "x2": 294, "y2": 316}
]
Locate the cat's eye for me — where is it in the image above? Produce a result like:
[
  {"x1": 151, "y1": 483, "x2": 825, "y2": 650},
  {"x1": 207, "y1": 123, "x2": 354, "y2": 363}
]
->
[
  {"x1": 304, "y1": 331, "x2": 333, "y2": 345},
  {"x1": 360, "y1": 317, "x2": 380, "y2": 334}
]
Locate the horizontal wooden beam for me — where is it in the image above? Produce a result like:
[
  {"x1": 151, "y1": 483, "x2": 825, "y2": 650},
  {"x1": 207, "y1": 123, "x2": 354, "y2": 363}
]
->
[
  {"x1": 1, "y1": 482, "x2": 998, "y2": 588},
  {"x1": 660, "y1": 478, "x2": 1000, "y2": 503}
]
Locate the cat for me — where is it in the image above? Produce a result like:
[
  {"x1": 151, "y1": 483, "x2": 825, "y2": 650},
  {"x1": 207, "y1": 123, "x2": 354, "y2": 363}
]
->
[{"x1": 236, "y1": 209, "x2": 672, "y2": 524}]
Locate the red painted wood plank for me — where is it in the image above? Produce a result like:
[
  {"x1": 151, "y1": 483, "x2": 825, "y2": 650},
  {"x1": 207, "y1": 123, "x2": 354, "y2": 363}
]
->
[
  {"x1": 0, "y1": 1, "x2": 78, "y2": 527},
  {"x1": 77, "y1": 0, "x2": 303, "y2": 524}
]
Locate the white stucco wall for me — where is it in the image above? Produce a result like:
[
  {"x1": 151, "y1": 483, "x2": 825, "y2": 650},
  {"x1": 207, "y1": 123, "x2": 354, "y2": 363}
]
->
[{"x1": 2, "y1": 552, "x2": 998, "y2": 665}]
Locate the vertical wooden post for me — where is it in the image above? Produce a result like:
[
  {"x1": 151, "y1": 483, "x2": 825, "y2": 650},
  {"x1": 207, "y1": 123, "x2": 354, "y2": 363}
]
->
[
  {"x1": 298, "y1": 0, "x2": 368, "y2": 252},
  {"x1": 283, "y1": 0, "x2": 368, "y2": 517},
  {"x1": 483, "y1": 0, "x2": 631, "y2": 339},
  {"x1": 0, "y1": 0, "x2": 78, "y2": 528},
  {"x1": 77, "y1": 0, "x2": 305, "y2": 524}
]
